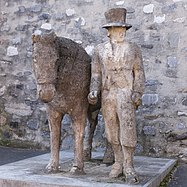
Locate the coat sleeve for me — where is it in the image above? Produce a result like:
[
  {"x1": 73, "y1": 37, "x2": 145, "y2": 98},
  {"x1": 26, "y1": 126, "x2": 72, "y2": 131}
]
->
[
  {"x1": 89, "y1": 46, "x2": 102, "y2": 93},
  {"x1": 133, "y1": 45, "x2": 145, "y2": 96}
]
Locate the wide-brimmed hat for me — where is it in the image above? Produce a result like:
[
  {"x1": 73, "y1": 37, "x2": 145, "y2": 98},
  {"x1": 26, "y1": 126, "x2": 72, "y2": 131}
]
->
[{"x1": 102, "y1": 8, "x2": 132, "y2": 30}]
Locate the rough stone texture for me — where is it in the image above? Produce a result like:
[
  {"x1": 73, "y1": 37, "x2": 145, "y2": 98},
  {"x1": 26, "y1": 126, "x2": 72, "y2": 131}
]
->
[{"x1": 0, "y1": 0, "x2": 187, "y2": 161}]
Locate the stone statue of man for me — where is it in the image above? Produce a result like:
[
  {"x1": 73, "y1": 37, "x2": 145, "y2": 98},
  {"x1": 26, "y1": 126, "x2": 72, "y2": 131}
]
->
[{"x1": 88, "y1": 8, "x2": 145, "y2": 183}]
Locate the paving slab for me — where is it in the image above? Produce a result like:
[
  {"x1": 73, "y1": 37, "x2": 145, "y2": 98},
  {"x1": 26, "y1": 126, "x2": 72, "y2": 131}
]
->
[{"x1": 0, "y1": 151, "x2": 176, "y2": 187}]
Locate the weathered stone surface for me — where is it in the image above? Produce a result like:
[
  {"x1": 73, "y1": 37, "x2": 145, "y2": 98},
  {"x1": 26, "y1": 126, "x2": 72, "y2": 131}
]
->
[
  {"x1": 15, "y1": 24, "x2": 29, "y2": 31},
  {"x1": 38, "y1": 13, "x2": 51, "y2": 20},
  {"x1": 27, "y1": 119, "x2": 39, "y2": 130},
  {"x1": 54, "y1": 13, "x2": 66, "y2": 20},
  {"x1": 168, "y1": 33, "x2": 180, "y2": 48},
  {"x1": 28, "y1": 5, "x2": 42, "y2": 13},
  {"x1": 12, "y1": 37, "x2": 22, "y2": 45},
  {"x1": 154, "y1": 15, "x2": 165, "y2": 23},
  {"x1": 0, "y1": 24, "x2": 10, "y2": 32},
  {"x1": 141, "y1": 44, "x2": 154, "y2": 49},
  {"x1": 5, "y1": 103, "x2": 32, "y2": 116},
  {"x1": 173, "y1": 17, "x2": 186, "y2": 23},
  {"x1": 115, "y1": 1, "x2": 124, "y2": 6},
  {"x1": 9, "y1": 121, "x2": 19, "y2": 128},
  {"x1": 167, "y1": 56, "x2": 178, "y2": 68},
  {"x1": 41, "y1": 23, "x2": 52, "y2": 30},
  {"x1": 0, "y1": 86, "x2": 6, "y2": 96},
  {"x1": 165, "y1": 69, "x2": 177, "y2": 78},
  {"x1": 143, "y1": 4, "x2": 154, "y2": 14},
  {"x1": 142, "y1": 94, "x2": 159, "y2": 106},
  {"x1": 162, "y1": 3, "x2": 177, "y2": 14},
  {"x1": 143, "y1": 126, "x2": 156, "y2": 136},
  {"x1": 177, "y1": 111, "x2": 187, "y2": 116},
  {"x1": 75, "y1": 17, "x2": 86, "y2": 27},
  {"x1": 176, "y1": 123, "x2": 186, "y2": 130},
  {"x1": 126, "y1": 7, "x2": 135, "y2": 14},
  {"x1": 145, "y1": 80, "x2": 162, "y2": 87},
  {"x1": 85, "y1": 45, "x2": 94, "y2": 55},
  {"x1": 182, "y1": 97, "x2": 187, "y2": 106},
  {"x1": 34, "y1": 29, "x2": 42, "y2": 35},
  {"x1": 6, "y1": 46, "x2": 18, "y2": 56},
  {"x1": 66, "y1": 9, "x2": 75, "y2": 16},
  {"x1": 0, "y1": 115, "x2": 7, "y2": 126},
  {"x1": 15, "y1": 6, "x2": 26, "y2": 14}
]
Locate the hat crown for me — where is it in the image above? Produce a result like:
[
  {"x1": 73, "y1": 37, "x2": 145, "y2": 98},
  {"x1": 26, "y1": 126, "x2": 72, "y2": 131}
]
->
[{"x1": 104, "y1": 8, "x2": 127, "y2": 25}]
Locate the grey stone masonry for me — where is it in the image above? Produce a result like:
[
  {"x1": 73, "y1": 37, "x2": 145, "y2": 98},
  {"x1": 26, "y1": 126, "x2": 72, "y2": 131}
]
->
[{"x1": 0, "y1": 0, "x2": 187, "y2": 160}]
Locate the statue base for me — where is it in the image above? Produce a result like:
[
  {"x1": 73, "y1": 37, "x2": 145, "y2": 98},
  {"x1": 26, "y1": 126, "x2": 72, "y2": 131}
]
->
[{"x1": 0, "y1": 151, "x2": 176, "y2": 187}]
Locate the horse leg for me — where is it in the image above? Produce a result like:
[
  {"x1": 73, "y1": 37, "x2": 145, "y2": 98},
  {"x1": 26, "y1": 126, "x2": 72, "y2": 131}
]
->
[
  {"x1": 84, "y1": 109, "x2": 99, "y2": 161},
  {"x1": 70, "y1": 108, "x2": 87, "y2": 175},
  {"x1": 46, "y1": 106, "x2": 63, "y2": 173}
]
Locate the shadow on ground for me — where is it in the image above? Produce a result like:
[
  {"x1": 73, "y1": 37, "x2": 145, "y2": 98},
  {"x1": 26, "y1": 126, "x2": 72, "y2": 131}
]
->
[{"x1": 0, "y1": 146, "x2": 48, "y2": 166}]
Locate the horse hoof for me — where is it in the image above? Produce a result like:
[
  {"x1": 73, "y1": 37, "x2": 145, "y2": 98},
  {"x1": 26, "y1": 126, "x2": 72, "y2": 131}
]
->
[
  {"x1": 69, "y1": 166, "x2": 85, "y2": 175},
  {"x1": 46, "y1": 163, "x2": 60, "y2": 173}
]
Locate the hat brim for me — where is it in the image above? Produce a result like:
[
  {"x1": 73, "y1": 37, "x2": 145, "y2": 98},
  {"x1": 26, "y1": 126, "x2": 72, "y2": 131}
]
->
[{"x1": 102, "y1": 23, "x2": 132, "y2": 30}]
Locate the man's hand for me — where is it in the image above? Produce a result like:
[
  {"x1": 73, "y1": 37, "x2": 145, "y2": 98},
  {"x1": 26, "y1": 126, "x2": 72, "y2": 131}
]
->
[
  {"x1": 131, "y1": 92, "x2": 142, "y2": 109},
  {"x1": 88, "y1": 91, "x2": 98, "y2": 105}
]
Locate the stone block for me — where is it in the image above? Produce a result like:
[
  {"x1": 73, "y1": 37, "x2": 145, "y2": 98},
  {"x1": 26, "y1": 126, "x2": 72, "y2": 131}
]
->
[
  {"x1": 126, "y1": 7, "x2": 135, "y2": 13},
  {"x1": 165, "y1": 69, "x2": 177, "y2": 78},
  {"x1": 12, "y1": 37, "x2": 22, "y2": 45},
  {"x1": 16, "y1": 6, "x2": 26, "y2": 14},
  {"x1": 9, "y1": 121, "x2": 19, "y2": 128},
  {"x1": 141, "y1": 44, "x2": 154, "y2": 49},
  {"x1": 0, "y1": 24, "x2": 10, "y2": 32},
  {"x1": 168, "y1": 33, "x2": 180, "y2": 48},
  {"x1": 7, "y1": 46, "x2": 18, "y2": 56},
  {"x1": 162, "y1": 3, "x2": 177, "y2": 14},
  {"x1": 176, "y1": 123, "x2": 186, "y2": 130},
  {"x1": 167, "y1": 56, "x2": 178, "y2": 68},
  {"x1": 0, "y1": 86, "x2": 6, "y2": 96},
  {"x1": 5, "y1": 103, "x2": 32, "y2": 116},
  {"x1": 173, "y1": 17, "x2": 185, "y2": 23},
  {"x1": 28, "y1": 5, "x2": 42, "y2": 13},
  {"x1": 154, "y1": 14, "x2": 165, "y2": 23},
  {"x1": 145, "y1": 80, "x2": 162, "y2": 86},
  {"x1": 143, "y1": 4, "x2": 154, "y2": 14},
  {"x1": 54, "y1": 13, "x2": 66, "y2": 21},
  {"x1": 75, "y1": 17, "x2": 86, "y2": 27},
  {"x1": 27, "y1": 119, "x2": 39, "y2": 130},
  {"x1": 0, "y1": 115, "x2": 7, "y2": 126},
  {"x1": 85, "y1": 45, "x2": 94, "y2": 55},
  {"x1": 115, "y1": 1, "x2": 124, "y2": 6},
  {"x1": 38, "y1": 13, "x2": 51, "y2": 20},
  {"x1": 142, "y1": 94, "x2": 159, "y2": 106},
  {"x1": 41, "y1": 23, "x2": 52, "y2": 30},
  {"x1": 182, "y1": 97, "x2": 187, "y2": 106},
  {"x1": 143, "y1": 125, "x2": 156, "y2": 135},
  {"x1": 66, "y1": 9, "x2": 75, "y2": 17},
  {"x1": 15, "y1": 24, "x2": 29, "y2": 31}
]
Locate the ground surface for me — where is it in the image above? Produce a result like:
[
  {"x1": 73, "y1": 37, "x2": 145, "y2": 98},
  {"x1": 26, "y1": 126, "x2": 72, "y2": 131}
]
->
[
  {"x1": 0, "y1": 146, "x2": 186, "y2": 186},
  {"x1": 167, "y1": 162, "x2": 187, "y2": 187},
  {"x1": 0, "y1": 146, "x2": 47, "y2": 165}
]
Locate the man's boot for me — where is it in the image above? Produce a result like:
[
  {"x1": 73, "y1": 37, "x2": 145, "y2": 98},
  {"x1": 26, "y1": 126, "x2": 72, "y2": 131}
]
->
[
  {"x1": 109, "y1": 144, "x2": 123, "y2": 178},
  {"x1": 122, "y1": 146, "x2": 139, "y2": 184}
]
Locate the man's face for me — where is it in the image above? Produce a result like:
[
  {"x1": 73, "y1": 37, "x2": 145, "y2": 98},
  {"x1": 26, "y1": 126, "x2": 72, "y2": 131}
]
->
[{"x1": 107, "y1": 27, "x2": 126, "y2": 42}]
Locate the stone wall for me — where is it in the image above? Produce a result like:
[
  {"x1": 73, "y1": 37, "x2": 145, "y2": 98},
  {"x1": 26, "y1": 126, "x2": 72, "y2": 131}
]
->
[{"x1": 0, "y1": 0, "x2": 187, "y2": 159}]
